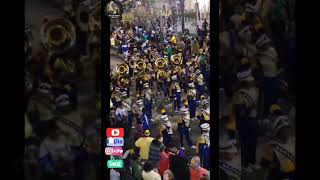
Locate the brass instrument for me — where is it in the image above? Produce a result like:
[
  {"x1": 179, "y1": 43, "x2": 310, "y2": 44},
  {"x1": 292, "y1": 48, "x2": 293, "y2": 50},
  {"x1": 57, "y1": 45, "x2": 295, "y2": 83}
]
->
[
  {"x1": 172, "y1": 66, "x2": 182, "y2": 75},
  {"x1": 117, "y1": 76, "x2": 130, "y2": 88},
  {"x1": 155, "y1": 57, "x2": 167, "y2": 69},
  {"x1": 116, "y1": 63, "x2": 129, "y2": 77},
  {"x1": 171, "y1": 54, "x2": 182, "y2": 66},
  {"x1": 155, "y1": 58, "x2": 168, "y2": 81},
  {"x1": 135, "y1": 59, "x2": 146, "y2": 75},
  {"x1": 40, "y1": 17, "x2": 76, "y2": 53}
]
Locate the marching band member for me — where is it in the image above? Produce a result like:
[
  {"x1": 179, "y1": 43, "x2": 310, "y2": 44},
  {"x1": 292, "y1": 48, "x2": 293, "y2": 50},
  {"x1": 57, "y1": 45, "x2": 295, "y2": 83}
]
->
[
  {"x1": 219, "y1": 120, "x2": 241, "y2": 180},
  {"x1": 115, "y1": 101, "x2": 128, "y2": 127},
  {"x1": 233, "y1": 63, "x2": 261, "y2": 173},
  {"x1": 196, "y1": 123, "x2": 211, "y2": 170},
  {"x1": 160, "y1": 116, "x2": 173, "y2": 147},
  {"x1": 177, "y1": 100, "x2": 197, "y2": 149},
  {"x1": 132, "y1": 94, "x2": 144, "y2": 125},
  {"x1": 198, "y1": 98, "x2": 210, "y2": 127},
  {"x1": 170, "y1": 76, "x2": 181, "y2": 112},
  {"x1": 121, "y1": 91, "x2": 134, "y2": 132},
  {"x1": 195, "y1": 69, "x2": 205, "y2": 100},
  {"x1": 260, "y1": 113, "x2": 295, "y2": 180},
  {"x1": 187, "y1": 82, "x2": 197, "y2": 121},
  {"x1": 143, "y1": 83, "x2": 153, "y2": 120}
]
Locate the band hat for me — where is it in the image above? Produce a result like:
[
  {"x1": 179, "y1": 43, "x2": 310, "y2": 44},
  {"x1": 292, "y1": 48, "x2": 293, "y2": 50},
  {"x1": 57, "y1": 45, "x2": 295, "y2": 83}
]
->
[
  {"x1": 200, "y1": 123, "x2": 210, "y2": 130},
  {"x1": 171, "y1": 75, "x2": 177, "y2": 81},
  {"x1": 188, "y1": 83, "x2": 195, "y2": 88},
  {"x1": 136, "y1": 99, "x2": 143, "y2": 105},
  {"x1": 121, "y1": 91, "x2": 127, "y2": 97},
  {"x1": 202, "y1": 99, "x2": 209, "y2": 105},
  {"x1": 195, "y1": 69, "x2": 201, "y2": 74},
  {"x1": 164, "y1": 121, "x2": 171, "y2": 127},
  {"x1": 144, "y1": 129, "x2": 151, "y2": 136},
  {"x1": 238, "y1": 25, "x2": 251, "y2": 40},
  {"x1": 161, "y1": 115, "x2": 169, "y2": 122},
  {"x1": 236, "y1": 69, "x2": 255, "y2": 82},
  {"x1": 161, "y1": 114, "x2": 168, "y2": 120},
  {"x1": 144, "y1": 83, "x2": 149, "y2": 88},
  {"x1": 256, "y1": 34, "x2": 271, "y2": 48},
  {"x1": 245, "y1": 3, "x2": 256, "y2": 13}
]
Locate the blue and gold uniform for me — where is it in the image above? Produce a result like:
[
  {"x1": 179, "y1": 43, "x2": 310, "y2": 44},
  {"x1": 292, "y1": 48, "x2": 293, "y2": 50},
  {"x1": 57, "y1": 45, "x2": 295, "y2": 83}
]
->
[{"x1": 197, "y1": 123, "x2": 210, "y2": 170}]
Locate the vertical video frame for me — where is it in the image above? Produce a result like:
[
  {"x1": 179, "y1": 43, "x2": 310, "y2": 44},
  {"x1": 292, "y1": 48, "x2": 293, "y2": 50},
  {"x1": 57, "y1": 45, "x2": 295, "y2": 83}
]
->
[
  {"x1": 108, "y1": 0, "x2": 211, "y2": 179},
  {"x1": 219, "y1": 0, "x2": 296, "y2": 179},
  {"x1": 24, "y1": 0, "x2": 101, "y2": 180}
]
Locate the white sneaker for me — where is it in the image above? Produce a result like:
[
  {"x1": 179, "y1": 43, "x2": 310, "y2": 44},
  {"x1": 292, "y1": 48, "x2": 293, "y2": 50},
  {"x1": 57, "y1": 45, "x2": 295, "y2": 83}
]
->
[
  {"x1": 243, "y1": 166, "x2": 253, "y2": 173},
  {"x1": 250, "y1": 163, "x2": 261, "y2": 171},
  {"x1": 191, "y1": 145, "x2": 197, "y2": 149}
]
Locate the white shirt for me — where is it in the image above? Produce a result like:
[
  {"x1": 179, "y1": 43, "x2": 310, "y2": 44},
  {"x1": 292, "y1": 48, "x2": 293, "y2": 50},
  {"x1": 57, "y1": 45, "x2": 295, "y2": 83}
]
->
[{"x1": 142, "y1": 170, "x2": 162, "y2": 180}]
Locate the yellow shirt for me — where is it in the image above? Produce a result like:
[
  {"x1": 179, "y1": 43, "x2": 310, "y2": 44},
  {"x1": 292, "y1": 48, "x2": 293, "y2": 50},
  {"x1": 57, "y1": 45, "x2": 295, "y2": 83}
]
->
[{"x1": 135, "y1": 137, "x2": 154, "y2": 160}]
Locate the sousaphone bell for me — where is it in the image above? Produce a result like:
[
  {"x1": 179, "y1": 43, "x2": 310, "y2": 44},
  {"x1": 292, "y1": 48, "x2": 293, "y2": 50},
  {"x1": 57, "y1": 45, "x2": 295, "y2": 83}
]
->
[
  {"x1": 40, "y1": 17, "x2": 76, "y2": 53},
  {"x1": 116, "y1": 63, "x2": 129, "y2": 77}
]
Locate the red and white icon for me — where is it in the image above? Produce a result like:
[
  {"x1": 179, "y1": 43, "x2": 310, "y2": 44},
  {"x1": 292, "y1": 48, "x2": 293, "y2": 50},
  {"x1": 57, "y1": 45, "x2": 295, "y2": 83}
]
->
[
  {"x1": 105, "y1": 147, "x2": 124, "y2": 156},
  {"x1": 106, "y1": 128, "x2": 124, "y2": 137}
]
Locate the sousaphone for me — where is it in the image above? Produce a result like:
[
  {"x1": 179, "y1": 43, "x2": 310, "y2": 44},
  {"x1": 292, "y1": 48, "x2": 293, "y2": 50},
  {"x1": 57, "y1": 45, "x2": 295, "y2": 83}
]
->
[
  {"x1": 171, "y1": 54, "x2": 182, "y2": 66},
  {"x1": 116, "y1": 63, "x2": 129, "y2": 77},
  {"x1": 40, "y1": 17, "x2": 76, "y2": 53}
]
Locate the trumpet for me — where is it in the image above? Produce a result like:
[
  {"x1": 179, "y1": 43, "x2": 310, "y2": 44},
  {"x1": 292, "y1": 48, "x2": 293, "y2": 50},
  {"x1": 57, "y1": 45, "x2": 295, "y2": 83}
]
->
[
  {"x1": 40, "y1": 17, "x2": 76, "y2": 53},
  {"x1": 116, "y1": 63, "x2": 129, "y2": 77}
]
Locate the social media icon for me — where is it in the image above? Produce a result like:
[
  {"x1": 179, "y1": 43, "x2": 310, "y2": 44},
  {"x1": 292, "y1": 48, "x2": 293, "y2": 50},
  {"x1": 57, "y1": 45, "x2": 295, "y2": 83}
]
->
[
  {"x1": 105, "y1": 147, "x2": 123, "y2": 156},
  {"x1": 107, "y1": 159, "x2": 124, "y2": 169},
  {"x1": 106, "y1": 128, "x2": 124, "y2": 137},
  {"x1": 106, "y1": 137, "x2": 124, "y2": 146}
]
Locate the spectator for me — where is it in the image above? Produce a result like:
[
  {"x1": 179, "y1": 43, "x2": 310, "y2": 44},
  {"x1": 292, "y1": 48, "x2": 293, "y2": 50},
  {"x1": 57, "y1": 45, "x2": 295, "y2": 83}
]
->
[
  {"x1": 163, "y1": 169, "x2": 175, "y2": 180},
  {"x1": 169, "y1": 152, "x2": 190, "y2": 180},
  {"x1": 148, "y1": 135, "x2": 164, "y2": 169},
  {"x1": 142, "y1": 161, "x2": 161, "y2": 180},
  {"x1": 131, "y1": 153, "x2": 143, "y2": 180},
  {"x1": 189, "y1": 156, "x2": 209, "y2": 180},
  {"x1": 135, "y1": 130, "x2": 154, "y2": 161},
  {"x1": 159, "y1": 143, "x2": 176, "y2": 176}
]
